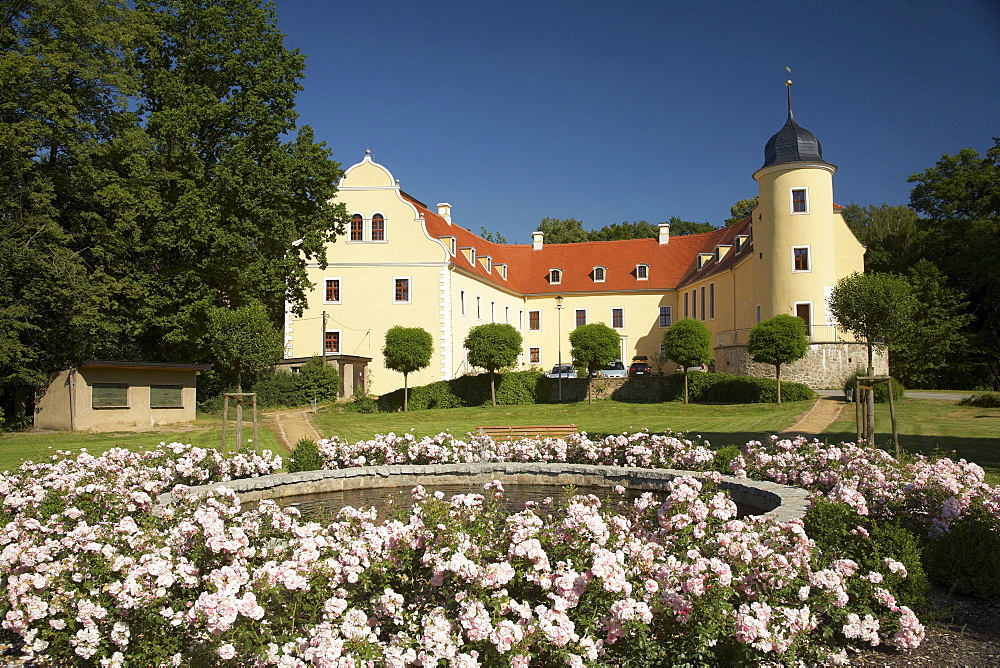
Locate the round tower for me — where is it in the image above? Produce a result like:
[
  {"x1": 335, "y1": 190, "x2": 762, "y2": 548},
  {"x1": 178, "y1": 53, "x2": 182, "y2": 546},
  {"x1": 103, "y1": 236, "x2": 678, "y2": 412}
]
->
[{"x1": 751, "y1": 80, "x2": 839, "y2": 335}]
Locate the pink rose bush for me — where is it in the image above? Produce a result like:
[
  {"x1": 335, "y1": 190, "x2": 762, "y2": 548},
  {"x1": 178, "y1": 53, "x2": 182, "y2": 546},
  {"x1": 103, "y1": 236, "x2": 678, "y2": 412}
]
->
[{"x1": 0, "y1": 433, "x2": 946, "y2": 665}]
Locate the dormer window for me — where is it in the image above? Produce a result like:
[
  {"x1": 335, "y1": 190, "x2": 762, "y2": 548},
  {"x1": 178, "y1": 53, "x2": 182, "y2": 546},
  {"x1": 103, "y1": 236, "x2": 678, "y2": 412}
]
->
[
  {"x1": 593, "y1": 266, "x2": 606, "y2": 282},
  {"x1": 371, "y1": 213, "x2": 385, "y2": 241},
  {"x1": 480, "y1": 256, "x2": 492, "y2": 273},
  {"x1": 496, "y1": 263, "x2": 507, "y2": 279},
  {"x1": 440, "y1": 236, "x2": 457, "y2": 255},
  {"x1": 350, "y1": 213, "x2": 363, "y2": 241},
  {"x1": 549, "y1": 268, "x2": 562, "y2": 284},
  {"x1": 697, "y1": 253, "x2": 714, "y2": 269},
  {"x1": 735, "y1": 235, "x2": 750, "y2": 252},
  {"x1": 636, "y1": 264, "x2": 649, "y2": 280}
]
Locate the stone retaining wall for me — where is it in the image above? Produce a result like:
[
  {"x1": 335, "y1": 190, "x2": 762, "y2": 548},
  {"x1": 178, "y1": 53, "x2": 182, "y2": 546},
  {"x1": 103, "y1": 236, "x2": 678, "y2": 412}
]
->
[
  {"x1": 714, "y1": 342, "x2": 887, "y2": 389},
  {"x1": 161, "y1": 463, "x2": 810, "y2": 524}
]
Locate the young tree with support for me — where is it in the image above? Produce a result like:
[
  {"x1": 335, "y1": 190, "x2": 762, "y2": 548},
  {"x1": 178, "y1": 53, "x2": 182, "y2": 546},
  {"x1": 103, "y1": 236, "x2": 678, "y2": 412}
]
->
[
  {"x1": 747, "y1": 314, "x2": 809, "y2": 404},
  {"x1": 464, "y1": 323, "x2": 522, "y2": 407},
  {"x1": 569, "y1": 323, "x2": 620, "y2": 404},
  {"x1": 662, "y1": 318, "x2": 712, "y2": 404},
  {"x1": 382, "y1": 326, "x2": 433, "y2": 412}
]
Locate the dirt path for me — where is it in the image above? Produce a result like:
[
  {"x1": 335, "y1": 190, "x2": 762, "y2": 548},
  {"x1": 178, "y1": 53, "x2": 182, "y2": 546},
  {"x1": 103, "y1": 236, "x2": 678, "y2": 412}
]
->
[
  {"x1": 780, "y1": 395, "x2": 848, "y2": 437},
  {"x1": 263, "y1": 408, "x2": 323, "y2": 452}
]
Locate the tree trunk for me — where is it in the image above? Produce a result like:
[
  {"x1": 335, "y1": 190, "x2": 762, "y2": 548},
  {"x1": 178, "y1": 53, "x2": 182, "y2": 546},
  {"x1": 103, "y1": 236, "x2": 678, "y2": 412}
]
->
[
  {"x1": 866, "y1": 344, "x2": 876, "y2": 443},
  {"x1": 776, "y1": 364, "x2": 782, "y2": 404},
  {"x1": 684, "y1": 370, "x2": 689, "y2": 404},
  {"x1": 490, "y1": 370, "x2": 497, "y2": 407},
  {"x1": 403, "y1": 373, "x2": 409, "y2": 412}
]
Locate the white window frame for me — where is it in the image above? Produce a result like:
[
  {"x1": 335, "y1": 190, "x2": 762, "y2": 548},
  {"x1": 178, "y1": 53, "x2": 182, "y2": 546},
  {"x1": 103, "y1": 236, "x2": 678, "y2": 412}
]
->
[
  {"x1": 549, "y1": 268, "x2": 562, "y2": 284},
  {"x1": 593, "y1": 266, "x2": 606, "y2": 282},
  {"x1": 518, "y1": 309, "x2": 523, "y2": 330},
  {"x1": 794, "y1": 301, "x2": 813, "y2": 337},
  {"x1": 323, "y1": 277, "x2": 342, "y2": 304},
  {"x1": 370, "y1": 211, "x2": 387, "y2": 242},
  {"x1": 324, "y1": 329, "x2": 341, "y2": 354},
  {"x1": 658, "y1": 305, "x2": 672, "y2": 328},
  {"x1": 636, "y1": 264, "x2": 649, "y2": 280},
  {"x1": 529, "y1": 346, "x2": 541, "y2": 364},
  {"x1": 611, "y1": 307, "x2": 624, "y2": 329},
  {"x1": 392, "y1": 277, "x2": 411, "y2": 304},
  {"x1": 476, "y1": 296, "x2": 482, "y2": 320},
  {"x1": 460, "y1": 290, "x2": 466, "y2": 316},
  {"x1": 490, "y1": 301, "x2": 495, "y2": 322},
  {"x1": 528, "y1": 310, "x2": 541, "y2": 331},
  {"x1": 574, "y1": 308, "x2": 587, "y2": 328},
  {"x1": 790, "y1": 187, "x2": 809, "y2": 215},
  {"x1": 348, "y1": 212, "x2": 365, "y2": 242},
  {"x1": 792, "y1": 245, "x2": 812, "y2": 273}
]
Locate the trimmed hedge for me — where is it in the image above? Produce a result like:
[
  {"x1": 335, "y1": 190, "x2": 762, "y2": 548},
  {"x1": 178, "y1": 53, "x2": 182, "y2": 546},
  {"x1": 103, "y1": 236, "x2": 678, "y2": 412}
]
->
[
  {"x1": 378, "y1": 372, "x2": 552, "y2": 412},
  {"x1": 661, "y1": 372, "x2": 815, "y2": 403}
]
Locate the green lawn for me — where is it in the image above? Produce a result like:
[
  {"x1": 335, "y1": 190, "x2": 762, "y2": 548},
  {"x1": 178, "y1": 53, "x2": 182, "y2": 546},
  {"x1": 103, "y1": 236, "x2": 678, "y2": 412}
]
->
[
  {"x1": 0, "y1": 415, "x2": 284, "y2": 473},
  {"x1": 821, "y1": 398, "x2": 1000, "y2": 484},
  {"x1": 311, "y1": 400, "x2": 814, "y2": 448}
]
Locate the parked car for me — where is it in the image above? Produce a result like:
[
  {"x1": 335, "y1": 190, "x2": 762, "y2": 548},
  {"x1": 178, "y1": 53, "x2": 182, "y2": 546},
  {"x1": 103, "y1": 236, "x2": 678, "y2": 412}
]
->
[
  {"x1": 591, "y1": 360, "x2": 627, "y2": 378},
  {"x1": 686, "y1": 364, "x2": 708, "y2": 373},
  {"x1": 548, "y1": 364, "x2": 578, "y2": 379},
  {"x1": 628, "y1": 361, "x2": 652, "y2": 377}
]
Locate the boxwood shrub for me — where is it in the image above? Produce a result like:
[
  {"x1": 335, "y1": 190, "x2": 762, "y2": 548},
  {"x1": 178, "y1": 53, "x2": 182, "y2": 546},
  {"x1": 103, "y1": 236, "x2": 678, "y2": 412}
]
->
[
  {"x1": 662, "y1": 372, "x2": 815, "y2": 403},
  {"x1": 378, "y1": 372, "x2": 551, "y2": 411}
]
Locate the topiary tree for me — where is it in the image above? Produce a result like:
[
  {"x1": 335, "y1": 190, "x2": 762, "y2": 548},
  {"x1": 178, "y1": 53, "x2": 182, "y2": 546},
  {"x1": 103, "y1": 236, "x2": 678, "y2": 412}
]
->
[
  {"x1": 569, "y1": 323, "x2": 621, "y2": 404},
  {"x1": 662, "y1": 318, "x2": 712, "y2": 404},
  {"x1": 382, "y1": 326, "x2": 433, "y2": 411},
  {"x1": 748, "y1": 314, "x2": 809, "y2": 404},
  {"x1": 207, "y1": 300, "x2": 285, "y2": 392},
  {"x1": 464, "y1": 323, "x2": 522, "y2": 406}
]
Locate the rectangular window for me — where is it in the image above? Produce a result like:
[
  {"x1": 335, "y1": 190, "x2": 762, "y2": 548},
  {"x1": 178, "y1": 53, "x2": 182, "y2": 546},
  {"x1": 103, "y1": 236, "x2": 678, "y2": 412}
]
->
[
  {"x1": 636, "y1": 264, "x2": 649, "y2": 280},
  {"x1": 476, "y1": 296, "x2": 482, "y2": 319},
  {"x1": 519, "y1": 310, "x2": 523, "y2": 330},
  {"x1": 150, "y1": 385, "x2": 183, "y2": 409},
  {"x1": 575, "y1": 309, "x2": 587, "y2": 327},
  {"x1": 594, "y1": 266, "x2": 605, "y2": 282},
  {"x1": 490, "y1": 301, "x2": 495, "y2": 322},
  {"x1": 756, "y1": 304, "x2": 762, "y2": 324},
  {"x1": 793, "y1": 246, "x2": 811, "y2": 272},
  {"x1": 791, "y1": 188, "x2": 808, "y2": 214},
  {"x1": 393, "y1": 278, "x2": 410, "y2": 303},
  {"x1": 505, "y1": 306, "x2": 509, "y2": 323},
  {"x1": 460, "y1": 290, "x2": 466, "y2": 316},
  {"x1": 700, "y1": 286, "x2": 706, "y2": 320},
  {"x1": 92, "y1": 383, "x2": 129, "y2": 409},
  {"x1": 528, "y1": 310, "x2": 540, "y2": 331},
  {"x1": 683, "y1": 292, "x2": 689, "y2": 318},
  {"x1": 350, "y1": 214, "x2": 364, "y2": 241},
  {"x1": 659, "y1": 306, "x2": 672, "y2": 328},
  {"x1": 324, "y1": 330, "x2": 340, "y2": 354},
  {"x1": 529, "y1": 347, "x2": 541, "y2": 364},
  {"x1": 692, "y1": 290, "x2": 697, "y2": 320},
  {"x1": 709, "y1": 283, "x2": 715, "y2": 319},
  {"x1": 612, "y1": 307, "x2": 624, "y2": 329},
  {"x1": 324, "y1": 278, "x2": 341, "y2": 303}
]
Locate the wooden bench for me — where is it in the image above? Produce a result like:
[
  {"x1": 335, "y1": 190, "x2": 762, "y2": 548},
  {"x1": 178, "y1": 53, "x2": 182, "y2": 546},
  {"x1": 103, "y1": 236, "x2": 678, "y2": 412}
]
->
[{"x1": 475, "y1": 424, "x2": 577, "y2": 440}]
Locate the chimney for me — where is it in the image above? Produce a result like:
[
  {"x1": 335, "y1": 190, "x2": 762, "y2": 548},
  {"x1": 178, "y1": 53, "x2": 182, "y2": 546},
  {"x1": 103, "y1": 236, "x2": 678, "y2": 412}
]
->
[
  {"x1": 532, "y1": 231, "x2": 544, "y2": 250},
  {"x1": 436, "y1": 203, "x2": 452, "y2": 224},
  {"x1": 658, "y1": 222, "x2": 670, "y2": 245}
]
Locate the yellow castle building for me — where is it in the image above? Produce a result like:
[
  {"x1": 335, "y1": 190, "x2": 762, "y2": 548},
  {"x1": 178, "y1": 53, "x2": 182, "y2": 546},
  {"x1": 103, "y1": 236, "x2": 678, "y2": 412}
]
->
[{"x1": 284, "y1": 100, "x2": 882, "y2": 397}]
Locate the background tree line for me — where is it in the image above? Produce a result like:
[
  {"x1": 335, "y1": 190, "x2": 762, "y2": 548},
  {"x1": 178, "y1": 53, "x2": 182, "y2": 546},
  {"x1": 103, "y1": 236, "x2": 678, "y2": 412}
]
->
[{"x1": 0, "y1": 0, "x2": 347, "y2": 425}]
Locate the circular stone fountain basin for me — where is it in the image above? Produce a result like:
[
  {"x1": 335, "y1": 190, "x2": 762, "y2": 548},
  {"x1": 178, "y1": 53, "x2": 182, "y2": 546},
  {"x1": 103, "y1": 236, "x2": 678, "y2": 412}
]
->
[{"x1": 162, "y1": 463, "x2": 809, "y2": 523}]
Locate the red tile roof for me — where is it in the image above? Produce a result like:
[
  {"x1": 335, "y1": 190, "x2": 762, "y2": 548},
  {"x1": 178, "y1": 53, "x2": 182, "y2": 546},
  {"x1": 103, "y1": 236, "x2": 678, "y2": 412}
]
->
[{"x1": 404, "y1": 192, "x2": 753, "y2": 295}]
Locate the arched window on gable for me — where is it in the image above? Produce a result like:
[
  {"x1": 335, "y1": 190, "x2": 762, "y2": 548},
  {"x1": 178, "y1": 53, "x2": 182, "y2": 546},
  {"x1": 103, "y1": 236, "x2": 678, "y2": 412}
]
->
[
  {"x1": 350, "y1": 213, "x2": 364, "y2": 241},
  {"x1": 371, "y1": 213, "x2": 385, "y2": 241},
  {"x1": 548, "y1": 268, "x2": 562, "y2": 284}
]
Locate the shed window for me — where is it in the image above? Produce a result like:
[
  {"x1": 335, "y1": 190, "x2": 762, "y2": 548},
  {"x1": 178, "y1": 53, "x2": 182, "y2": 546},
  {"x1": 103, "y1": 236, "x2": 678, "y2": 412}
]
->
[
  {"x1": 150, "y1": 385, "x2": 183, "y2": 409},
  {"x1": 92, "y1": 383, "x2": 129, "y2": 409}
]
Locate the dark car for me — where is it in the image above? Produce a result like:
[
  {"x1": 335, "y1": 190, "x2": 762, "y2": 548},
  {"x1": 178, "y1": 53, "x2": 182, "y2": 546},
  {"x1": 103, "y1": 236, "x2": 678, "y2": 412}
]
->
[{"x1": 628, "y1": 361, "x2": 652, "y2": 377}]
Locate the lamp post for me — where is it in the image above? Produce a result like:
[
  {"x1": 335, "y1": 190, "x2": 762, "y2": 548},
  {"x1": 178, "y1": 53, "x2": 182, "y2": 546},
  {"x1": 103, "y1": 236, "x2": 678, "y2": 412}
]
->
[{"x1": 556, "y1": 295, "x2": 564, "y2": 401}]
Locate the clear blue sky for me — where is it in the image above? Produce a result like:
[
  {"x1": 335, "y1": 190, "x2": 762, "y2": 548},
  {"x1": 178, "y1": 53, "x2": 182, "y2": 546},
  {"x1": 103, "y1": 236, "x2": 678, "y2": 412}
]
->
[{"x1": 275, "y1": 0, "x2": 1000, "y2": 243}]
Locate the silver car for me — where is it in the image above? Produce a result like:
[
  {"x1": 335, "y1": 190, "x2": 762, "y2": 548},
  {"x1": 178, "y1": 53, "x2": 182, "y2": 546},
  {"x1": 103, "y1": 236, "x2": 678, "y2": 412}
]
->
[
  {"x1": 599, "y1": 360, "x2": 627, "y2": 378},
  {"x1": 548, "y1": 364, "x2": 578, "y2": 379}
]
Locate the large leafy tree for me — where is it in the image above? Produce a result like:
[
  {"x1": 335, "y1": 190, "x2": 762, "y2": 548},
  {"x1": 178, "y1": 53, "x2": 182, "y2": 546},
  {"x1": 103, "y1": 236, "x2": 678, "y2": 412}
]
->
[
  {"x1": 841, "y1": 203, "x2": 922, "y2": 275},
  {"x1": 747, "y1": 314, "x2": 809, "y2": 404},
  {"x1": 383, "y1": 326, "x2": 433, "y2": 412},
  {"x1": 892, "y1": 260, "x2": 975, "y2": 389},
  {"x1": 569, "y1": 323, "x2": 619, "y2": 404},
  {"x1": 537, "y1": 217, "x2": 589, "y2": 244},
  {"x1": 908, "y1": 139, "x2": 1000, "y2": 388},
  {"x1": 724, "y1": 196, "x2": 758, "y2": 226},
  {"x1": 464, "y1": 323, "x2": 522, "y2": 406},
  {"x1": 538, "y1": 217, "x2": 714, "y2": 244},
  {"x1": 662, "y1": 318, "x2": 712, "y2": 404}
]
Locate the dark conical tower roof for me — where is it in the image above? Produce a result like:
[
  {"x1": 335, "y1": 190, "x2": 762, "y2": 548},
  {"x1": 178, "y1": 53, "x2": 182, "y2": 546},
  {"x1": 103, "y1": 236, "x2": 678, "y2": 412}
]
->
[{"x1": 762, "y1": 111, "x2": 825, "y2": 168}]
